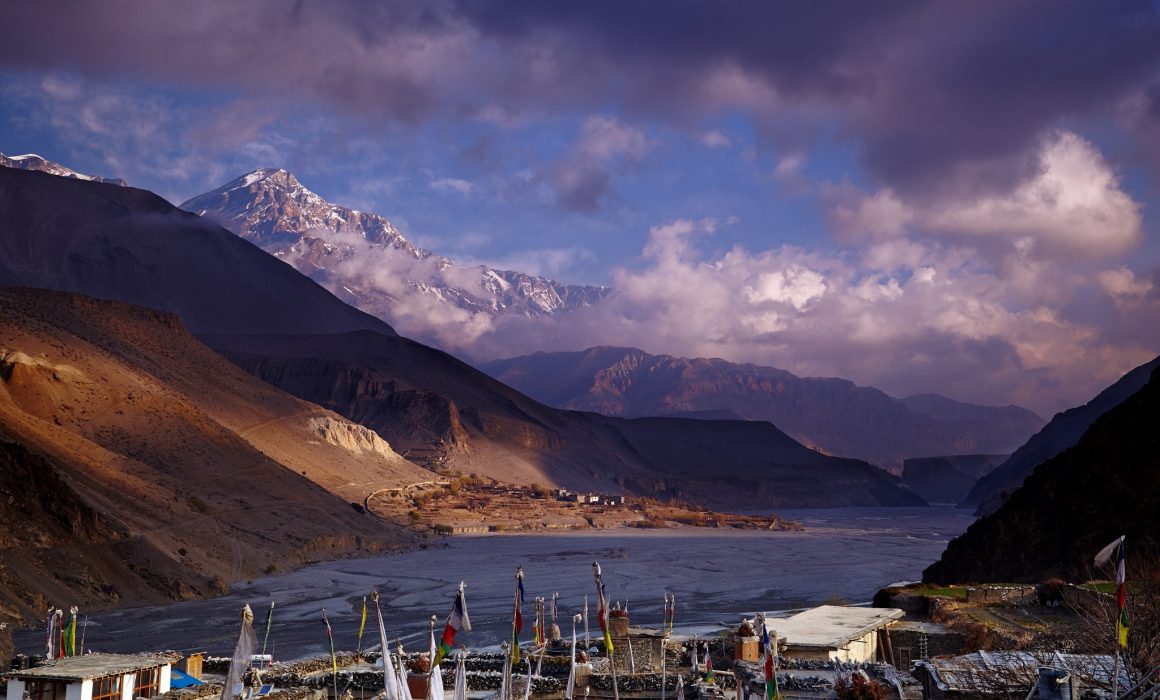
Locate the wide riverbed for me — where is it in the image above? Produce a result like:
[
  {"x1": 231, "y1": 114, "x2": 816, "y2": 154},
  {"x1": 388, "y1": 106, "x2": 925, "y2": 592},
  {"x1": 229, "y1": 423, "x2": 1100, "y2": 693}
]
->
[{"x1": 15, "y1": 507, "x2": 973, "y2": 660}]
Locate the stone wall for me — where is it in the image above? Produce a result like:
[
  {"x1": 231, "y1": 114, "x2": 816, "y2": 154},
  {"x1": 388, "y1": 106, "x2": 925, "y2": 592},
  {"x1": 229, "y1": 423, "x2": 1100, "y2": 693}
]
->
[{"x1": 965, "y1": 586, "x2": 1037, "y2": 605}]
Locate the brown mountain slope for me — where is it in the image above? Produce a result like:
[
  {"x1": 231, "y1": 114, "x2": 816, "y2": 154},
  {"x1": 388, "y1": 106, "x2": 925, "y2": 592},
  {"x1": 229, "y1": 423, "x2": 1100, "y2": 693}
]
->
[
  {"x1": 0, "y1": 288, "x2": 428, "y2": 624},
  {"x1": 923, "y1": 366, "x2": 1160, "y2": 584},
  {"x1": 481, "y1": 347, "x2": 1042, "y2": 472},
  {"x1": 203, "y1": 332, "x2": 924, "y2": 508}
]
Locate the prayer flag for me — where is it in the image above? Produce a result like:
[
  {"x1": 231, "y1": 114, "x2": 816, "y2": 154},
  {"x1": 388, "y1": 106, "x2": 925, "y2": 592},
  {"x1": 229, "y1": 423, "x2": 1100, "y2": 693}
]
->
[
  {"x1": 221, "y1": 605, "x2": 257, "y2": 700},
  {"x1": 513, "y1": 569, "x2": 525, "y2": 665},
  {"x1": 435, "y1": 583, "x2": 471, "y2": 667},
  {"x1": 1095, "y1": 536, "x2": 1129, "y2": 649},
  {"x1": 372, "y1": 592, "x2": 400, "y2": 700},
  {"x1": 357, "y1": 596, "x2": 368, "y2": 655}
]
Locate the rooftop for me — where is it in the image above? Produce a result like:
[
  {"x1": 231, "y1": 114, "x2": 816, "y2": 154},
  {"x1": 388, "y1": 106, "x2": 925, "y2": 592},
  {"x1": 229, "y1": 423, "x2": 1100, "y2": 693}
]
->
[
  {"x1": 915, "y1": 651, "x2": 1128, "y2": 695},
  {"x1": 767, "y1": 605, "x2": 904, "y2": 649},
  {"x1": 5, "y1": 654, "x2": 174, "y2": 681},
  {"x1": 891, "y1": 620, "x2": 957, "y2": 635}
]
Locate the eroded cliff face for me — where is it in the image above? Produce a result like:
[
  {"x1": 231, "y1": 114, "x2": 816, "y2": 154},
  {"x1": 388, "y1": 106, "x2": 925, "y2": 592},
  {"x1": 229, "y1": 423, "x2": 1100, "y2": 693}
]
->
[{"x1": 225, "y1": 354, "x2": 471, "y2": 455}]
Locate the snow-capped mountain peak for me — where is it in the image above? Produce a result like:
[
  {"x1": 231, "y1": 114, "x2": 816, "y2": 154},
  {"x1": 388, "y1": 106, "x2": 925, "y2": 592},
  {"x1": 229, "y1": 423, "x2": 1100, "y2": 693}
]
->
[
  {"x1": 179, "y1": 168, "x2": 612, "y2": 347},
  {"x1": 0, "y1": 152, "x2": 127, "y2": 185}
]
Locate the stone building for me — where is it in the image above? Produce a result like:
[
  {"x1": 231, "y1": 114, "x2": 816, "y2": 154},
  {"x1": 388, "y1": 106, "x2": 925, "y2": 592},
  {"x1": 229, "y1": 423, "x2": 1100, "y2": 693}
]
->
[{"x1": 5, "y1": 654, "x2": 175, "y2": 700}]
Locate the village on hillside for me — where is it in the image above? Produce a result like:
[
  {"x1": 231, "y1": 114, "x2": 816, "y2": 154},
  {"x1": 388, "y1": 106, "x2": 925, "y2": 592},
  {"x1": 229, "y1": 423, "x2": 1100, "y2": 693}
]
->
[{"x1": 366, "y1": 479, "x2": 800, "y2": 534}]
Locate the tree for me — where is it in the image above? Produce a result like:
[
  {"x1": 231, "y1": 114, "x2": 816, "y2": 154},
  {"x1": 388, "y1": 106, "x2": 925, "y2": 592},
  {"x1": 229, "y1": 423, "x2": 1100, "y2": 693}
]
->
[{"x1": 1070, "y1": 554, "x2": 1160, "y2": 677}]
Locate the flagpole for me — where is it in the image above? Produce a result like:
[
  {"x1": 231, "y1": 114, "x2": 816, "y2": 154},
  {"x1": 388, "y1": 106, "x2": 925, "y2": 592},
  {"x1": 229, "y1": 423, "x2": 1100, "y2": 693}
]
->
[
  {"x1": 512, "y1": 568, "x2": 524, "y2": 667},
  {"x1": 1113, "y1": 537, "x2": 1125, "y2": 698},
  {"x1": 660, "y1": 617, "x2": 667, "y2": 700},
  {"x1": 1095, "y1": 535, "x2": 1127, "y2": 699},
  {"x1": 262, "y1": 602, "x2": 275, "y2": 657},
  {"x1": 501, "y1": 642, "x2": 512, "y2": 700},
  {"x1": 357, "y1": 597, "x2": 368, "y2": 660},
  {"x1": 584, "y1": 595, "x2": 590, "y2": 649},
  {"x1": 322, "y1": 609, "x2": 338, "y2": 700},
  {"x1": 592, "y1": 562, "x2": 620, "y2": 700},
  {"x1": 428, "y1": 615, "x2": 437, "y2": 700}
]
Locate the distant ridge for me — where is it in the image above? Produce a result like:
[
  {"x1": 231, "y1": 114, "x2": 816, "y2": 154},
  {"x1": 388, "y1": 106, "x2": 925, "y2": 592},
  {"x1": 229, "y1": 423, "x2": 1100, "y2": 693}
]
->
[{"x1": 482, "y1": 346, "x2": 1043, "y2": 471}]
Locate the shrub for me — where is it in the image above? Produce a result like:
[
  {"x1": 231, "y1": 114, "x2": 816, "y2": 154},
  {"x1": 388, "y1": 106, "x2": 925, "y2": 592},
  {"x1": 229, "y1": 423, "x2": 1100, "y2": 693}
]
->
[{"x1": 834, "y1": 674, "x2": 887, "y2": 700}]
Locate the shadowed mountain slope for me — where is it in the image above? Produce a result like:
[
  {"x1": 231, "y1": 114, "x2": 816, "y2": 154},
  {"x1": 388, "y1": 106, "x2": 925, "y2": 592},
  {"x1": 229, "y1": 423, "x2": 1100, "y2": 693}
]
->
[
  {"x1": 0, "y1": 166, "x2": 392, "y2": 336},
  {"x1": 482, "y1": 347, "x2": 1042, "y2": 471},
  {"x1": 0, "y1": 288, "x2": 426, "y2": 624},
  {"x1": 901, "y1": 454, "x2": 1006, "y2": 504},
  {"x1": 204, "y1": 331, "x2": 924, "y2": 508},
  {"x1": 962, "y1": 355, "x2": 1160, "y2": 514},
  {"x1": 924, "y1": 366, "x2": 1160, "y2": 584}
]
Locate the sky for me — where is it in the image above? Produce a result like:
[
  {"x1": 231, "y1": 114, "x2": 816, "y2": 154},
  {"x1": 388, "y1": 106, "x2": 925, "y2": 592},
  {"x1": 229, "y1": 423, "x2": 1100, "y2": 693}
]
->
[{"x1": 2, "y1": 1, "x2": 1160, "y2": 416}]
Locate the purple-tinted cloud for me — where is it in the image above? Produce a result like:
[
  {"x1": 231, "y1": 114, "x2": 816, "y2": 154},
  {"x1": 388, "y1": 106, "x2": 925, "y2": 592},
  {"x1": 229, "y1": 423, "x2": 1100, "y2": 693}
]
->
[{"x1": 4, "y1": 1, "x2": 1160, "y2": 197}]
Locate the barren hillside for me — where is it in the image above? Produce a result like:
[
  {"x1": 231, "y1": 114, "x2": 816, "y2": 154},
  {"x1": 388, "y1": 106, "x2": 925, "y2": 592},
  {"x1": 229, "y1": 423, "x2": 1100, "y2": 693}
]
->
[{"x1": 0, "y1": 288, "x2": 429, "y2": 624}]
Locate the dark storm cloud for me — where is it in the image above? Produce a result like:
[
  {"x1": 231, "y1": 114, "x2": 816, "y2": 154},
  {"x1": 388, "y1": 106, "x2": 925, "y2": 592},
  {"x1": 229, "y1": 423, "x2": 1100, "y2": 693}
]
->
[{"x1": 4, "y1": 1, "x2": 1160, "y2": 193}]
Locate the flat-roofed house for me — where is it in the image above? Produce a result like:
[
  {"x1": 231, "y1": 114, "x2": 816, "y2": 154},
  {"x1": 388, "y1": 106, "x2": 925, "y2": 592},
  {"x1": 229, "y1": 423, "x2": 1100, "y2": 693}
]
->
[
  {"x1": 770, "y1": 605, "x2": 905, "y2": 663},
  {"x1": 4, "y1": 654, "x2": 174, "y2": 700}
]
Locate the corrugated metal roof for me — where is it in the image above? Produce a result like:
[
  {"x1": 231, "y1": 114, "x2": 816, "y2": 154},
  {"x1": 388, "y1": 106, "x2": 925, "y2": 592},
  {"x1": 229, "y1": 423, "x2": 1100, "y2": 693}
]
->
[
  {"x1": 915, "y1": 651, "x2": 1128, "y2": 695},
  {"x1": 4, "y1": 654, "x2": 172, "y2": 681}
]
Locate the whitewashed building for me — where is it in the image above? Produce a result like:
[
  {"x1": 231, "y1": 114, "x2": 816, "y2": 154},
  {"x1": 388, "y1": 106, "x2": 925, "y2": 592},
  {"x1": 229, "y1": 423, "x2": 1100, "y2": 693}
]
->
[
  {"x1": 5, "y1": 654, "x2": 174, "y2": 700},
  {"x1": 770, "y1": 605, "x2": 904, "y2": 663}
]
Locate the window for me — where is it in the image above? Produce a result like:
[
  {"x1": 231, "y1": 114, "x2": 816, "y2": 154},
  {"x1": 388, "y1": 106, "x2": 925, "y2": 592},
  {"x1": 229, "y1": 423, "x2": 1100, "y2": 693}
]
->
[
  {"x1": 134, "y1": 668, "x2": 161, "y2": 698},
  {"x1": 28, "y1": 680, "x2": 67, "y2": 700},
  {"x1": 92, "y1": 674, "x2": 122, "y2": 700}
]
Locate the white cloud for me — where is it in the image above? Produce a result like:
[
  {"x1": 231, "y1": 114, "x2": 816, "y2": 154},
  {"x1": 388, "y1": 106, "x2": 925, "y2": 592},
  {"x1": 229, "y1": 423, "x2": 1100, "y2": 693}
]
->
[
  {"x1": 1098, "y1": 266, "x2": 1153, "y2": 298},
  {"x1": 437, "y1": 213, "x2": 1156, "y2": 417},
  {"x1": 577, "y1": 115, "x2": 653, "y2": 162},
  {"x1": 699, "y1": 129, "x2": 731, "y2": 148},
  {"x1": 833, "y1": 131, "x2": 1143, "y2": 259},
  {"x1": 430, "y1": 177, "x2": 474, "y2": 195},
  {"x1": 772, "y1": 152, "x2": 805, "y2": 180}
]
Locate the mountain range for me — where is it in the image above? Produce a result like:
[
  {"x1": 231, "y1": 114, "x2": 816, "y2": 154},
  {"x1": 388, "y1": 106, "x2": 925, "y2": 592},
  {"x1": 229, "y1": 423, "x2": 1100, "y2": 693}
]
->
[
  {"x1": 6, "y1": 155, "x2": 1153, "y2": 620},
  {"x1": 481, "y1": 347, "x2": 1043, "y2": 472},
  {"x1": 0, "y1": 166, "x2": 923, "y2": 508},
  {"x1": 179, "y1": 168, "x2": 610, "y2": 341}
]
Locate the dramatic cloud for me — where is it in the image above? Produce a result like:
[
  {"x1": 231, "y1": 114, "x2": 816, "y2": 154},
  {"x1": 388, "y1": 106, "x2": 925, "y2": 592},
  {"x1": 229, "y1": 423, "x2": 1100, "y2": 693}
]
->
[
  {"x1": 829, "y1": 131, "x2": 1143, "y2": 261},
  {"x1": 3, "y1": 1, "x2": 1159, "y2": 414},
  {"x1": 437, "y1": 216, "x2": 1156, "y2": 417},
  {"x1": 4, "y1": 1, "x2": 1160, "y2": 191},
  {"x1": 548, "y1": 115, "x2": 653, "y2": 211}
]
